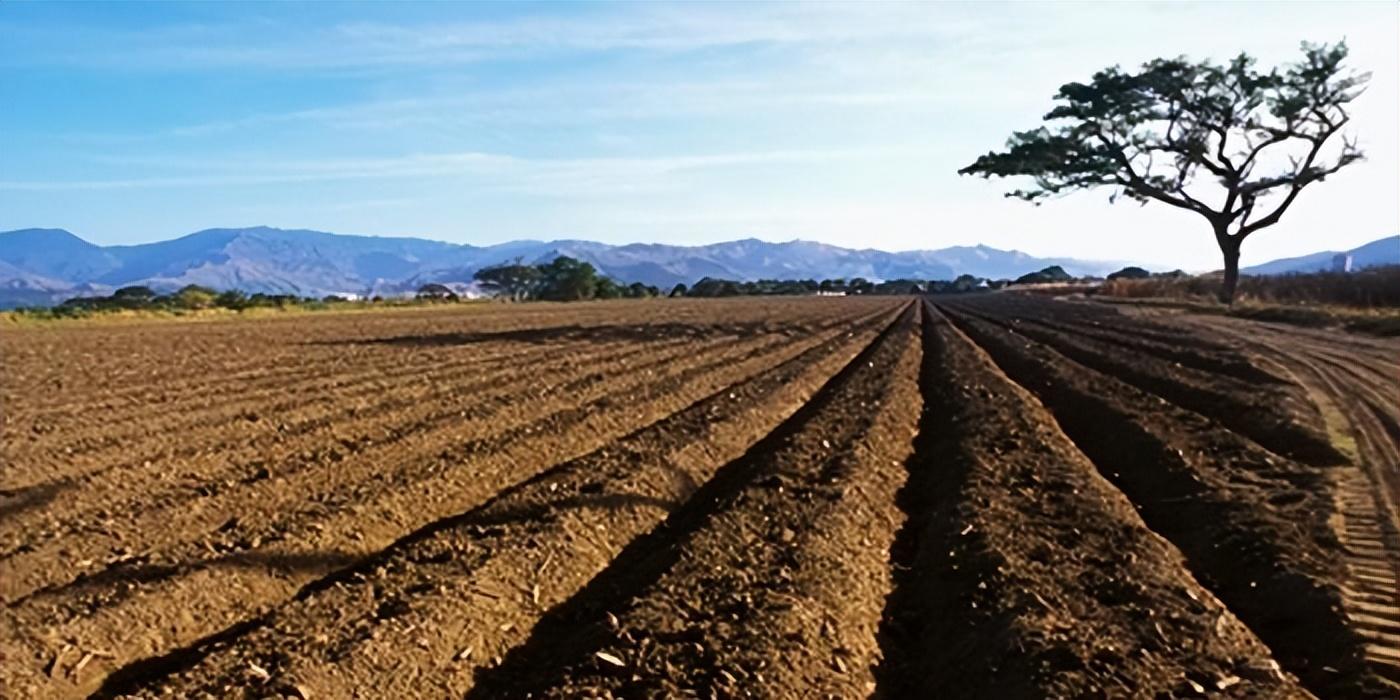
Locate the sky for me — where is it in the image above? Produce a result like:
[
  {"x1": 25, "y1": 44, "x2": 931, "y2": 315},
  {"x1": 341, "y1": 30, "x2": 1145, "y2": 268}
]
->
[{"x1": 1, "y1": 1, "x2": 1396, "y2": 270}]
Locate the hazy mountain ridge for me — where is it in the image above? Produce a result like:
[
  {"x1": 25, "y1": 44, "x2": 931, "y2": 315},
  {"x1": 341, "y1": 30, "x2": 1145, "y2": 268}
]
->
[
  {"x1": 1241, "y1": 236, "x2": 1399, "y2": 275},
  {"x1": 22, "y1": 226, "x2": 1395, "y2": 308}
]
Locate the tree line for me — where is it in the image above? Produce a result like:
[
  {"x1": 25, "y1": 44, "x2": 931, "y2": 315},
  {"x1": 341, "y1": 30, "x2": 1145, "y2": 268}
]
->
[
  {"x1": 473, "y1": 256, "x2": 1152, "y2": 300},
  {"x1": 22, "y1": 256, "x2": 1163, "y2": 321}
]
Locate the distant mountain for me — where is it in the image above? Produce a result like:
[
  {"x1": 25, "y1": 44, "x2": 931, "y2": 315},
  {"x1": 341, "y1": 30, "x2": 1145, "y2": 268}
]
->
[
  {"x1": 0, "y1": 226, "x2": 1129, "y2": 308},
  {"x1": 1243, "y1": 235, "x2": 1399, "y2": 275}
]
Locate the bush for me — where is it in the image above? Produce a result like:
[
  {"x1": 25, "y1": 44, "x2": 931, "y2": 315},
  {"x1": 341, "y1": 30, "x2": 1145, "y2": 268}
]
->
[
  {"x1": 1106, "y1": 266, "x2": 1151, "y2": 281},
  {"x1": 1013, "y1": 266, "x2": 1073, "y2": 285},
  {"x1": 172, "y1": 284, "x2": 218, "y2": 309}
]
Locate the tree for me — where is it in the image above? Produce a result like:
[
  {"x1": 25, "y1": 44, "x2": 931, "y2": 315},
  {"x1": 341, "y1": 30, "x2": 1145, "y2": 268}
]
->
[
  {"x1": 594, "y1": 277, "x2": 623, "y2": 299},
  {"x1": 1106, "y1": 266, "x2": 1152, "y2": 281},
  {"x1": 416, "y1": 283, "x2": 458, "y2": 301},
  {"x1": 959, "y1": 42, "x2": 1367, "y2": 303},
  {"x1": 172, "y1": 284, "x2": 218, "y2": 309},
  {"x1": 474, "y1": 258, "x2": 541, "y2": 301},
  {"x1": 112, "y1": 285, "x2": 157, "y2": 306},
  {"x1": 669, "y1": 283, "x2": 688, "y2": 298},
  {"x1": 215, "y1": 289, "x2": 248, "y2": 309},
  {"x1": 1014, "y1": 265, "x2": 1073, "y2": 286},
  {"x1": 536, "y1": 256, "x2": 599, "y2": 301},
  {"x1": 951, "y1": 274, "x2": 983, "y2": 293}
]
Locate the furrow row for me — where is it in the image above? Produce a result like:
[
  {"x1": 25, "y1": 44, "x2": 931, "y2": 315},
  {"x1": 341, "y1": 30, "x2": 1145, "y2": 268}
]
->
[{"x1": 96, "y1": 299, "x2": 900, "y2": 700}]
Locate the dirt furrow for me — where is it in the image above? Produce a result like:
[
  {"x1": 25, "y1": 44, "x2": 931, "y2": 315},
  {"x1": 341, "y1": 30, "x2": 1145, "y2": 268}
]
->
[
  {"x1": 96, "y1": 302, "x2": 898, "y2": 700},
  {"x1": 0, "y1": 334, "x2": 699, "y2": 547},
  {"x1": 946, "y1": 297, "x2": 1342, "y2": 466},
  {"x1": 1051, "y1": 317, "x2": 1284, "y2": 385},
  {"x1": 5, "y1": 333, "x2": 633, "y2": 466},
  {"x1": 3, "y1": 309, "x2": 873, "y2": 602},
  {"x1": 8, "y1": 300, "x2": 863, "y2": 458},
  {"x1": 0, "y1": 303, "x2": 904, "y2": 699},
  {"x1": 2, "y1": 302, "x2": 875, "y2": 474},
  {"x1": 1192, "y1": 319, "x2": 1400, "y2": 689},
  {"x1": 6, "y1": 311, "x2": 859, "y2": 489},
  {"x1": 0, "y1": 301, "x2": 733, "y2": 409},
  {"x1": 467, "y1": 305, "x2": 920, "y2": 699},
  {"x1": 874, "y1": 303, "x2": 1307, "y2": 698},
  {"x1": 0, "y1": 322, "x2": 785, "y2": 557},
  {"x1": 2, "y1": 300, "x2": 854, "y2": 415},
  {"x1": 938, "y1": 304, "x2": 1389, "y2": 698}
]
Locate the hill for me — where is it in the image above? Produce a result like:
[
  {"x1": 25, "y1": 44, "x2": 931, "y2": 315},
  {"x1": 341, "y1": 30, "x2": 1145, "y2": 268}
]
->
[{"x1": 1243, "y1": 236, "x2": 1399, "y2": 275}]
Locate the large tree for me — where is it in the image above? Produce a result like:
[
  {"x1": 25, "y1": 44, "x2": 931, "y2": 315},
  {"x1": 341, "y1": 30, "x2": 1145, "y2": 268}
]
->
[
  {"x1": 474, "y1": 257, "x2": 542, "y2": 301},
  {"x1": 959, "y1": 42, "x2": 1368, "y2": 303}
]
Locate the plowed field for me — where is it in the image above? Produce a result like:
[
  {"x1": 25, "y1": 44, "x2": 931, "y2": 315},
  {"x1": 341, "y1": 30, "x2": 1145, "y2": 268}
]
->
[{"x1": 2, "y1": 295, "x2": 1396, "y2": 699}]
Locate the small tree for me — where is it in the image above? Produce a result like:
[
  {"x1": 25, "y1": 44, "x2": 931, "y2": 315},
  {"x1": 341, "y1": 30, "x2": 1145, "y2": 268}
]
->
[
  {"x1": 172, "y1": 284, "x2": 218, "y2": 309},
  {"x1": 669, "y1": 283, "x2": 688, "y2": 298},
  {"x1": 959, "y1": 42, "x2": 1367, "y2": 303},
  {"x1": 112, "y1": 285, "x2": 158, "y2": 307}
]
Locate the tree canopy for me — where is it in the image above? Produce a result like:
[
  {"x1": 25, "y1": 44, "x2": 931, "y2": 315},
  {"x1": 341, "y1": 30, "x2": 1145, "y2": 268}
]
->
[{"x1": 473, "y1": 258, "x2": 542, "y2": 301}]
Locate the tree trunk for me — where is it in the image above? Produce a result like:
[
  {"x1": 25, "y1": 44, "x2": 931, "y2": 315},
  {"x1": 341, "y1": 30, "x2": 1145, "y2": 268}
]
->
[{"x1": 1219, "y1": 237, "x2": 1241, "y2": 305}]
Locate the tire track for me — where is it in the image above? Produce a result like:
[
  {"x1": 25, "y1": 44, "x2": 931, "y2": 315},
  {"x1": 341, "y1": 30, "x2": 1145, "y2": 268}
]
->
[{"x1": 1168, "y1": 314, "x2": 1400, "y2": 689}]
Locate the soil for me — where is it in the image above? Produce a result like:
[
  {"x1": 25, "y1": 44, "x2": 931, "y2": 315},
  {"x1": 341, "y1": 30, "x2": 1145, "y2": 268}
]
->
[{"x1": 1, "y1": 294, "x2": 1395, "y2": 698}]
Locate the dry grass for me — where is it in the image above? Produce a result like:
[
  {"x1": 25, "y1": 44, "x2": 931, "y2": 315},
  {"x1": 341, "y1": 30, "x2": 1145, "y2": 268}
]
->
[{"x1": 1099, "y1": 266, "x2": 1400, "y2": 307}]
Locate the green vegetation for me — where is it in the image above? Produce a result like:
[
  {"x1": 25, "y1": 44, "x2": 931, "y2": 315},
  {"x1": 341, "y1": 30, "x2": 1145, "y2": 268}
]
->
[
  {"x1": 960, "y1": 41, "x2": 1368, "y2": 304},
  {"x1": 473, "y1": 256, "x2": 661, "y2": 301},
  {"x1": 1013, "y1": 265, "x2": 1073, "y2": 285},
  {"x1": 11, "y1": 253, "x2": 1136, "y2": 323}
]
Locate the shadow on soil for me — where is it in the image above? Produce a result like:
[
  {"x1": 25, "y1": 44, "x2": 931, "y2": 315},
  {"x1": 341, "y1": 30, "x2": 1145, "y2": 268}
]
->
[
  {"x1": 309, "y1": 321, "x2": 798, "y2": 348},
  {"x1": 0, "y1": 479, "x2": 74, "y2": 525},
  {"x1": 465, "y1": 314, "x2": 900, "y2": 699},
  {"x1": 872, "y1": 303, "x2": 1028, "y2": 698},
  {"x1": 12, "y1": 549, "x2": 360, "y2": 610}
]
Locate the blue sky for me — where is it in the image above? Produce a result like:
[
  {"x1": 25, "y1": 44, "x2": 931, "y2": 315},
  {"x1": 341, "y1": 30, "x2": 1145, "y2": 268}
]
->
[{"x1": 2, "y1": 1, "x2": 1395, "y2": 270}]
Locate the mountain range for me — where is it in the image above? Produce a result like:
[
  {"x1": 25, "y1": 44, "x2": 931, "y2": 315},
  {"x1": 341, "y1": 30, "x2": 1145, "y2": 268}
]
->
[
  {"x1": 0, "y1": 227, "x2": 1129, "y2": 308},
  {"x1": 0, "y1": 227, "x2": 1393, "y2": 308},
  {"x1": 1240, "y1": 235, "x2": 1399, "y2": 275}
]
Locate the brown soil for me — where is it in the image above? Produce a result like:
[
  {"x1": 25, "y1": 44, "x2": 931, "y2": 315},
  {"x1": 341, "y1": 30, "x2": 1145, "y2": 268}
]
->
[
  {"x1": 876, "y1": 303, "x2": 1307, "y2": 698},
  {"x1": 471, "y1": 304, "x2": 923, "y2": 699},
  {"x1": 99, "y1": 302, "x2": 900, "y2": 699},
  {"x1": 939, "y1": 297, "x2": 1393, "y2": 697},
  {"x1": 1, "y1": 294, "x2": 1394, "y2": 698},
  {"x1": 950, "y1": 295, "x2": 1342, "y2": 465}
]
